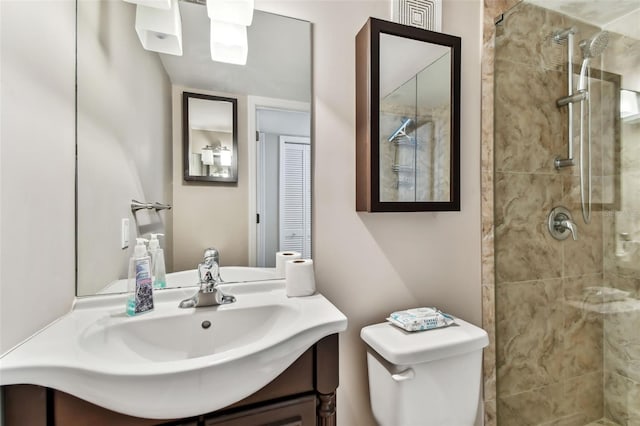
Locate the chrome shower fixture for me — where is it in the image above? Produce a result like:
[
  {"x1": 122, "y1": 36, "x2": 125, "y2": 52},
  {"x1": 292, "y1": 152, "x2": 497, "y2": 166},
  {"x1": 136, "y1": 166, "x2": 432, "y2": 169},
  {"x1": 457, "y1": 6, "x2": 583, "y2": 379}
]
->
[
  {"x1": 388, "y1": 117, "x2": 413, "y2": 142},
  {"x1": 553, "y1": 27, "x2": 577, "y2": 169},
  {"x1": 580, "y1": 31, "x2": 609, "y2": 59},
  {"x1": 554, "y1": 29, "x2": 610, "y2": 224},
  {"x1": 576, "y1": 31, "x2": 608, "y2": 223},
  {"x1": 553, "y1": 27, "x2": 576, "y2": 42},
  {"x1": 577, "y1": 31, "x2": 609, "y2": 91}
]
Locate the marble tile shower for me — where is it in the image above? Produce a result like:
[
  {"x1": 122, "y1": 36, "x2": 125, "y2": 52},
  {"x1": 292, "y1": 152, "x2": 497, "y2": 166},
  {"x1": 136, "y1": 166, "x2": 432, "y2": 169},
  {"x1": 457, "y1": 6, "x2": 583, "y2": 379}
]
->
[{"x1": 493, "y1": 2, "x2": 640, "y2": 425}]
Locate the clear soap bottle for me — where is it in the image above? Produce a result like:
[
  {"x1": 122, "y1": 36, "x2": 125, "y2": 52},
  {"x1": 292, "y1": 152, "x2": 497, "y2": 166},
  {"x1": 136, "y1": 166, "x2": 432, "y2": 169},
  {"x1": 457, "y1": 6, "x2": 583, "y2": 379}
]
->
[
  {"x1": 126, "y1": 238, "x2": 154, "y2": 316},
  {"x1": 148, "y1": 233, "x2": 167, "y2": 289}
]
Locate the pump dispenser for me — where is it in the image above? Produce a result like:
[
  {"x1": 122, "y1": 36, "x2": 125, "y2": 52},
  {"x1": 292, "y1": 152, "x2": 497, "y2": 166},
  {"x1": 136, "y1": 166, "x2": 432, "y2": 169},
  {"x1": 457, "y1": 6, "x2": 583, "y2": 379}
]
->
[
  {"x1": 126, "y1": 238, "x2": 154, "y2": 316},
  {"x1": 148, "y1": 233, "x2": 167, "y2": 289}
]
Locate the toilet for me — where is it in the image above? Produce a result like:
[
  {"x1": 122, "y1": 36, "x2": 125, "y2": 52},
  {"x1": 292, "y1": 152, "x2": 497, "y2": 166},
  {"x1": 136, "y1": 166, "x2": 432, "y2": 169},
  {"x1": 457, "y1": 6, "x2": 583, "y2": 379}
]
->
[{"x1": 361, "y1": 317, "x2": 489, "y2": 426}]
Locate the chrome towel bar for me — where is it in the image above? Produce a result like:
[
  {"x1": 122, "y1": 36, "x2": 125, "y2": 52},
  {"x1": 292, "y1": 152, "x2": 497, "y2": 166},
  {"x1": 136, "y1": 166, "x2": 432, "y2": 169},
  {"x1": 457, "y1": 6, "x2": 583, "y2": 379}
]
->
[{"x1": 131, "y1": 200, "x2": 172, "y2": 213}]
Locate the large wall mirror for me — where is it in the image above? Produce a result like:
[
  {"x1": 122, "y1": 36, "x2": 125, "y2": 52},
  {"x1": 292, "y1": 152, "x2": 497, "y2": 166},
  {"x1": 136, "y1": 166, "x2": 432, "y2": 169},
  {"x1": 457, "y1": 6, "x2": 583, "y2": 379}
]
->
[
  {"x1": 76, "y1": 0, "x2": 311, "y2": 296},
  {"x1": 356, "y1": 18, "x2": 460, "y2": 212}
]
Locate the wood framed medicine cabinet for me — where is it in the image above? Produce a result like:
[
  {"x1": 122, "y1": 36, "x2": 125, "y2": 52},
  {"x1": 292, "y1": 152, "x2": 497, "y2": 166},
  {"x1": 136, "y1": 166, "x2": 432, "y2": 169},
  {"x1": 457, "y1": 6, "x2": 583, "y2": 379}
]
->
[{"x1": 356, "y1": 18, "x2": 461, "y2": 212}]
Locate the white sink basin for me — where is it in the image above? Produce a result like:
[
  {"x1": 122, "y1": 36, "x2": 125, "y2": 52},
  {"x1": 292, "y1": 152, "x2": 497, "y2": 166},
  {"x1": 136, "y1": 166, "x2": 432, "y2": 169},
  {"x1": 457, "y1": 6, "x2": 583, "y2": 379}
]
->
[
  {"x1": 0, "y1": 281, "x2": 347, "y2": 419},
  {"x1": 81, "y1": 303, "x2": 297, "y2": 362}
]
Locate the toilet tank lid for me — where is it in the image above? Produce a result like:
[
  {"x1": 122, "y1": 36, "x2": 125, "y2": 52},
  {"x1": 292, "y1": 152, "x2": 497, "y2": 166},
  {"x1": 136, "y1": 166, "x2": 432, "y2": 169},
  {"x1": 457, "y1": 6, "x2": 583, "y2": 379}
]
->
[{"x1": 360, "y1": 317, "x2": 489, "y2": 365}]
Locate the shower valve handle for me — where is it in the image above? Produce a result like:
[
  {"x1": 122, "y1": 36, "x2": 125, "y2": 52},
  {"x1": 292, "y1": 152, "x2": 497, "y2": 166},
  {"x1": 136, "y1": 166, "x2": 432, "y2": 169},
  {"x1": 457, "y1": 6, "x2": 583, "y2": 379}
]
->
[
  {"x1": 556, "y1": 218, "x2": 578, "y2": 241},
  {"x1": 548, "y1": 207, "x2": 578, "y2": 241}
]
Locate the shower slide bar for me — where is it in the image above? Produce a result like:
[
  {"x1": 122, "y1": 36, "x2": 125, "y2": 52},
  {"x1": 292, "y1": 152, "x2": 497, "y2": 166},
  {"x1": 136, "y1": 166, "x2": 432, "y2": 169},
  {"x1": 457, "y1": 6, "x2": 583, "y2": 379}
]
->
[
  {"x1": 392, "y1": 164, "x2": 414, "y2": 173},
  {"x1": 552, "y1": 28, "x2": 609, "y2": 224},
  {"x1": 388, "y1": 118, "x2": 413, "y2": 142},
  {"x1": 554, "y1": 27, "x2": 577, "y2": 169}
]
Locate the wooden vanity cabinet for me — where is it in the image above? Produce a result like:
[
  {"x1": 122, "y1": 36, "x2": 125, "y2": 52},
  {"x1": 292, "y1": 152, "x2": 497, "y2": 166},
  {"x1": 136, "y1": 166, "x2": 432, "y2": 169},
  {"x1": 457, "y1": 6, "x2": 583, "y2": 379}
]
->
[{"x1": 2, "y1": 335, "x2": 338, "y2": 426}]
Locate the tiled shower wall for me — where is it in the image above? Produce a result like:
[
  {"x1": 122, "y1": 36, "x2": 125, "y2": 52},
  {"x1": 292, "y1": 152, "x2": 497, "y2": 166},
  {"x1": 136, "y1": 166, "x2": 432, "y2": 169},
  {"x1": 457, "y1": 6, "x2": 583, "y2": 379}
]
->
[
  {"x1": 482, "y1": 2, "x2": 640, "y2": 425},
  {"x1": 493, "y1": 3, "x2": 608, "y2": 425},
  {"x1": 488, "y1": 2, "x2": 640, "y2": 426}
]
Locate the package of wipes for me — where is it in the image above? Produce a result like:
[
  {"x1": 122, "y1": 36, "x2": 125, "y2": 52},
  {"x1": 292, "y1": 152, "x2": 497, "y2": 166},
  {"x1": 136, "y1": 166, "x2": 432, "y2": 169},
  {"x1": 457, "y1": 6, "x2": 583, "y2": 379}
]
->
[{"x1": 387, "y1": 307, "x2": 455, "y2": 332}]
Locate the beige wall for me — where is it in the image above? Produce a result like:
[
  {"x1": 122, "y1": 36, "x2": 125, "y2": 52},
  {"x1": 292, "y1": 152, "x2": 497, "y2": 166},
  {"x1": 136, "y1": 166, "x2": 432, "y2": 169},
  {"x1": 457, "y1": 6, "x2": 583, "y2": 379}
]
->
[
  {"x1": 0, "y1": 0, "x2": 76, "y2": 353},
  {"x1": 493, "y1": 4, "x2": 606, "y2": 424},
  {"x1": 257, "y1": 1, "x2": 483, "y2": 424},
  {"x1": 0, "y1": 1, "x2": 484, "y2": 425},
  {"x1": 76, "y1": 0, "x2": 173, "y2": 296},
  {"x1": 171, "y1": 86, "x2": 249, "y2": 271}
]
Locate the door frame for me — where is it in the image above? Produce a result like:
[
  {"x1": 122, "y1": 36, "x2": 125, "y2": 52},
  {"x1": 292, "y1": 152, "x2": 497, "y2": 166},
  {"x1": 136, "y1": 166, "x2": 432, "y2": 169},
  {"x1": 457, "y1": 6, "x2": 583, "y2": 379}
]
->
[{"x1": 247, "y1": 96, "x2": 311, "y2": 266}]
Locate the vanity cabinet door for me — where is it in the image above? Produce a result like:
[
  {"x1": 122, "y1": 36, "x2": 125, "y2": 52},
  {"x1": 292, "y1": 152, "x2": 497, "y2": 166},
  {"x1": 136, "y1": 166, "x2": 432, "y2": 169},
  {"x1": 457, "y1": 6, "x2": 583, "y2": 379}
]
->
[{"x1": 204, "y1": 395, "x2": 316, "y2": 426}]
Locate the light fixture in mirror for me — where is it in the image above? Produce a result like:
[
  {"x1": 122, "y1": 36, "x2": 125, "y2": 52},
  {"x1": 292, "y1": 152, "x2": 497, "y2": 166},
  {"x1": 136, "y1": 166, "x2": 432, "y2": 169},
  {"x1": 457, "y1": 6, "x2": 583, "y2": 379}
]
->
[
  {"x1": 206, "y1": 0, "x2": 254, "y2": 26},
  {"x1": 134, "y1": 0, "x2": 183, "y2": 56},
  {"x1": 183, "y1": 92, "x2": 238, "y2": 182},
  {"x1": 210, "y1": 21, "x2": 248, "y2": 65},
  {"x1": 124, "y1": 0, "x2": 171, "y2": 9},
  {"x1": 356, "y1": 17, "x2": 460, "y2": 212},
  {"x1": 76, "y1": 0, "x2": 311, "y2": 297}
]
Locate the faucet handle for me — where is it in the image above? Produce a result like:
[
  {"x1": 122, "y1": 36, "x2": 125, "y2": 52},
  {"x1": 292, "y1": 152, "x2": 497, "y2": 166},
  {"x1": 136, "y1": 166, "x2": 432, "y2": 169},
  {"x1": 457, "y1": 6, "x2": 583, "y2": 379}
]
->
[
  {"x1": 203, "y1": 247, "x2": 219, "y2": 262},
  {"x1": 548, "y1": 206, "x2": 578, "y2": 241},
  {"x1": 559, "y1": 218, "x2": 578, "y2": 240}
]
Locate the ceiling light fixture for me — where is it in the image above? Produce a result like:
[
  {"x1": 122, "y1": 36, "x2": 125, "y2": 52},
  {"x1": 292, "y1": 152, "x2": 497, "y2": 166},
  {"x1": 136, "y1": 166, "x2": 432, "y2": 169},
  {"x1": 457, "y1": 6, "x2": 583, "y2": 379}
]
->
[
  {"x1": 206, "y1": 0, "x2": 254, "y2": 65},
  {"x1": 134, "y1": 0, "x2": 183, "y2": 56},
  {"x1": 206, "y1": 0, "x2": 254, "y2": 26},
  {"x1": 124, "y1": 0, "x2": 172, "y2": 9},
  {"x1": 210, "y1": 21, "x2": 248, "y2": 65}
]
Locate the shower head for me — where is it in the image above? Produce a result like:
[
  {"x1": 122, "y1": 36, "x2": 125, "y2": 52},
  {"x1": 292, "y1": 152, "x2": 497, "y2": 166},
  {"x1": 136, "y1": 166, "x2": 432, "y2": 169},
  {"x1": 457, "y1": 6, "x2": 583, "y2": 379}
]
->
[
  {"x1": 580, "y1": 31, "x2": 609, "y2": 59},
  {"x1": 576, "y1": 31, "x2": 609, "y2": 91}
]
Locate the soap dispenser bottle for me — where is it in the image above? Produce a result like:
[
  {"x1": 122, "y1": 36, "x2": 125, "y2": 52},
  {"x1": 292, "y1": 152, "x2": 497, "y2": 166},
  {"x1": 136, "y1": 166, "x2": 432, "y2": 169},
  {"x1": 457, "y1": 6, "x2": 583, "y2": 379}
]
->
[
  {"x1": 126, "y1": 238, "x2": 154, "y2": 316},
  {"x1": 148, "y1": 233, "x2": 167, "y2": 289}
]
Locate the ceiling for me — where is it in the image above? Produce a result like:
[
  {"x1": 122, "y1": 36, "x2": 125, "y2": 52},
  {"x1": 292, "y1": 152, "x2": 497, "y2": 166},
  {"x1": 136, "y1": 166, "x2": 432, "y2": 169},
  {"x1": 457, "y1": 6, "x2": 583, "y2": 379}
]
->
[
  {"x1": 157, "y1": 4, "x2": 311, "y2": 102},
  {"x1": 528, "y1": 0, "x2": 640, "y2": 39}
]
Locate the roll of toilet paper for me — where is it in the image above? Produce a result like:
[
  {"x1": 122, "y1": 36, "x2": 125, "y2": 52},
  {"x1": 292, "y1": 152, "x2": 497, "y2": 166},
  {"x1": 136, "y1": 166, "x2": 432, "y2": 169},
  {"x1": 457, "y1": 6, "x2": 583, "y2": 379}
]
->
[
  {"x1": 275, "y1": 251, "x2": 301, "y2": 278},
  {"x1": 285, "y1": 259, "x2": 316, "y2": 297}
]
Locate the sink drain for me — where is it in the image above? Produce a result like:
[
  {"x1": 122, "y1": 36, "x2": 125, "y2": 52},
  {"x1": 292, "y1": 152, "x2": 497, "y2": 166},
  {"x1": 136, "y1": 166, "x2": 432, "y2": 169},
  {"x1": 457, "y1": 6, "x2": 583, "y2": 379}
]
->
[{"x1": 201, "y1": 320, "x2": 212, "y2": 329}]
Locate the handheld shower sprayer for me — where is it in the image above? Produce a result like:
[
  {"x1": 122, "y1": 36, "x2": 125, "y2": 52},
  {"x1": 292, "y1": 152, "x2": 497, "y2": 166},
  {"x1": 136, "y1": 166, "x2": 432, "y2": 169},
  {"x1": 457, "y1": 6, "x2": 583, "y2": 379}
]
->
[
  {"x1": 577, "y1": 31, "x2": 608, "y2": 223},
  {"x1": 554, "y1": 29, "x2": 609, "y2": 224},
  {"x1": 577, "y1": 31, "x2": 609, "y2": 91}
]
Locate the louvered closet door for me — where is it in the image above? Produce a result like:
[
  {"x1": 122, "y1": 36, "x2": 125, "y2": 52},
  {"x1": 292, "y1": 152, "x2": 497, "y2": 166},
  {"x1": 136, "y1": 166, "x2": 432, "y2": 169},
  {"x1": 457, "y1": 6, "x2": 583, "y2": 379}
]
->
[{"x1": 279, "y1": 136, "x2": 311, "y2": 258}]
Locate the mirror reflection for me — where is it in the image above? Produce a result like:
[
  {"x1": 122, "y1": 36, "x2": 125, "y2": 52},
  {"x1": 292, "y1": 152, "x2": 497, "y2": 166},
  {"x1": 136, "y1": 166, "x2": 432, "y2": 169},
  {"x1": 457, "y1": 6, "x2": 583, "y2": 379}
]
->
[
  {"x1": 379, "y1": 33, "x2": 452, "y2": 203},
  {"x1": 76, "y1": 0, "x2": 311, "y2": 296},
  {"x1": 184, "y1": 93, "x2": 238, "y2": 182}
]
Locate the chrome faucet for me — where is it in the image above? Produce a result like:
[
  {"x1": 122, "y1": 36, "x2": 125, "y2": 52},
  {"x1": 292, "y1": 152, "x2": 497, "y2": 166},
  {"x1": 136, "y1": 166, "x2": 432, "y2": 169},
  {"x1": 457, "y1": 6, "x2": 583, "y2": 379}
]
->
[
  {"x1": 548, "y1": 207, "x2": 578, "y2": 241},
  {"x1": 178, "y1": 248, "x2": 236, "y2": 308}
]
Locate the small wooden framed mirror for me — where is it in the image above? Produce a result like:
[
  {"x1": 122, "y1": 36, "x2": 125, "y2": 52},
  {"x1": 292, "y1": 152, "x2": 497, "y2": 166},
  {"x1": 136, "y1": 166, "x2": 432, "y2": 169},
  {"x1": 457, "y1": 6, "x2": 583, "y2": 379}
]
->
[
  {"x1": 356, "y1": 18, "x2": 461, "y2": 212},
  {"x1": 183, "y1": 92, "x2": 238, "y2": 183}
]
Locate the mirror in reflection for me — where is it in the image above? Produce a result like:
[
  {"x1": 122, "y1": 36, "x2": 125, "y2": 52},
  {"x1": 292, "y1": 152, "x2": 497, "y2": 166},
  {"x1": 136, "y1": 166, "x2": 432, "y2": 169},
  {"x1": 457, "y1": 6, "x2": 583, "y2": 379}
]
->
[
  {"x1": 183, "y1": 93, "x2": 238, "y2": 182},
  {"x1": 76, "y1": 1, "x2": 311, "y2": 296}
]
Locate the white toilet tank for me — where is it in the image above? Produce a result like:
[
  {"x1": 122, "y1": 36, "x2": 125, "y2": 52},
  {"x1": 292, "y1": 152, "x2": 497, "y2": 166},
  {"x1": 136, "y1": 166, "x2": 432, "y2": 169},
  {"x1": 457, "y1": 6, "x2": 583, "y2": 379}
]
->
[{"x1": 361, "y1": 317, "x2": 489, "y2": 426}]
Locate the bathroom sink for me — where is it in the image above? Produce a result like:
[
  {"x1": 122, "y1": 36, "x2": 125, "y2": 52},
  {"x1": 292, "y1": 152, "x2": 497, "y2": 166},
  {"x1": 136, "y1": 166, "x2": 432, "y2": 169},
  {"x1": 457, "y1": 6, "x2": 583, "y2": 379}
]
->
[
  {"x1": 80, "y1": 303, "x2": 297, "y2": 362},
  {"x1": 0, "y1": 281, "x2": 347, "y2": 419}
]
